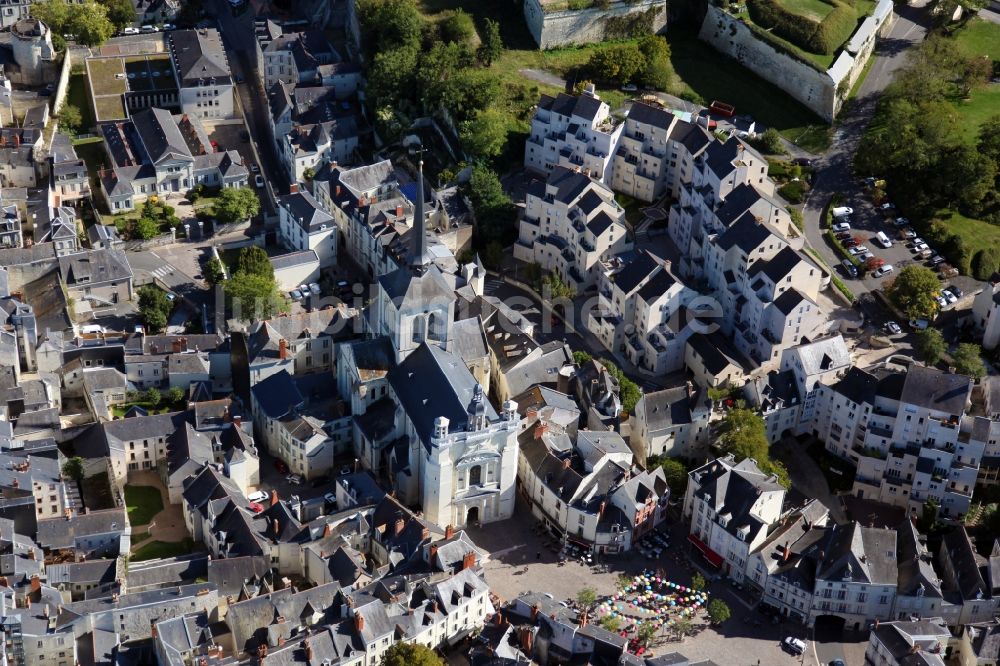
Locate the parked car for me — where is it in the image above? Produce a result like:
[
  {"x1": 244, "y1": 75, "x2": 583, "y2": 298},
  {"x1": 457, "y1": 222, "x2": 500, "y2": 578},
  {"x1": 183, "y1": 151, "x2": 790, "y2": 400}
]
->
[
  {"x1": 289, "y1": 289, "x2": 303, "y2": 301},
  {"x1": 841, "y1": 259, "x2": 858, "y2": 278},
  {"x1": 946, "y1": 285, "x2": 964, "y2": 298},
  {"x1": 247, "y1": 490, "x2": 268, "y2": 503},
  {"x1": 832, "y1": 207, "x2": 854, "y2": 218},
  {"x1": 936, "y1": 295, "x2": 948, "y2": 308},
  {"x1": 140, "y1": 24, "x2": 157, "y2": 32},
  {"x1": 160, "y1": 23, "x2": 176, "y2": 30},
  {"x1": 929, "y1": 255, "x2": 945, "y2": 266},
  {"x1": 848, "y1": 245, "x2": 869, "y2": 256},
  {"x1": 791, "y1": 157, "x2": 813, "y2": 166},
  {"x1": 308, "y1": 282, "x2": 321, "y2": 296},
  {"x1": 881, "y1": 202, "x2": 896, "y2": 212},
  {"x1": 943, "y1": 290, "x2": 957, "y2": 304},
  {"x1": 620, "y1": 83, "x2": 638, "y2": 92},
  {"x1": 783, "y1": 637, "x2": 807, "y2": 655},
  {"x1": 324, "y1": 492, "x2": 337, "y2": 504},
  {"x1": 913, "y1": 243, "x2": 929, "y2": 253},
  {"x1": 248, "y1": 502, "x2": 264, "y2": 513},
  {"x1": 884, "y1": 321, "x2": 901, "y2": 335},
  {"x1": 122, "y1": 27, "x2": 140, "y2": 35},
  {"x1": 873, "y1": 264, "x2": 894, "y2": 278},
  {"x1": 250, "y1": 163, "x2": 259, "y2": 173},
  {"x1": 858, "y1": 251, "x2": 874, "y2": 263},
  {"x1": 835, "y1": 231, "x2": 852, "y2": 241},
  {"x1": 894, "y1": 217, "x2": 910, "y2": 226},
  {"x1": 255, "y1": 174, "x2": 265, "y2": 188},
  {"x1": 909, "y1": 319, "x2": 930, "y2": 330},
  {"x1": 832, "y1": 221, "x2": 851, "y2": 233},
  {"x1": 843, "y1": 239, "x2": 858, "y2": 248},
  {"x1": 286, "y1": 474, "x2": 303, "y2": 485},
  {"x1": 899, "y1": 229, "x2": 916, "y2": 239}
]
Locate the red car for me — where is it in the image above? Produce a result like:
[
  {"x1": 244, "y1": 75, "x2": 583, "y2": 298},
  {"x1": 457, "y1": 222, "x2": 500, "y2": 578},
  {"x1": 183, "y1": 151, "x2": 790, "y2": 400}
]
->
[
  {"x1": 274, "y1": 459, "x2": 288, "y2": 474},
  {"x1": 249, "y1": 502, "x2": 264, "y2": 513}
]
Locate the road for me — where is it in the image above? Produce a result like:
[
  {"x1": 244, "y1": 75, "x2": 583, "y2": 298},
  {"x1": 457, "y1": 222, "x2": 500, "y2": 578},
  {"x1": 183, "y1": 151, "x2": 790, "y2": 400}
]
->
[
  {"x1": 801, "y1": 2, "x2": 932, "y2": 297},
  {"x1": 207, "y1": 0, "x2": 287, "y2": 220}
]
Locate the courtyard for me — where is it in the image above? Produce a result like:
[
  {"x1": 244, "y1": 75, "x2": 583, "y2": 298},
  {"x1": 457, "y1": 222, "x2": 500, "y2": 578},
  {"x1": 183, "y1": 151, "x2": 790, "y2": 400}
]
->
[{"x1": 125, "y1": 471, "x2": 194, "y2": 562}]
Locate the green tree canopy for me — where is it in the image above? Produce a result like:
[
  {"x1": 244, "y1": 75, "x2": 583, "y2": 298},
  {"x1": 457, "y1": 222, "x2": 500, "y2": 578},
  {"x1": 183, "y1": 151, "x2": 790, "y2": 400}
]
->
[
  {"x1": 100, "y1": 0, "x2": 135, "y2": 31},
  {"x1": 204, "y1": 256, "x2": 226, "y2": 285},
  {"x1": 236, "y1": 246, "x2": 273, "y2": 279},
  {"x1": 648, "y1": 455, "x2": 689, "y2": 495},
  {"x1": 885, "y1": 265, "x2": 941, "y2": 320},
  {"x1": 59, "y1": 104, "x2": 82, "y2": 132},
  {"x1": 588, "y1": 43, "x2": 646, "y2": 83},
  {"x1": 636, "y1": 35, "x2": 673, "y2": 90},
  {"x1": 477, "y1": 18, "x2": 503, "y2": 66},
  {"x1": 62, "y1": 456, "x2": 84, "y2": 482},
  {"x1": 690, "y1": 572, "x2": 706, "y2": 591},
  {"x1": 466, "y1": 164, "x2": 515, "y2": 245},
  {"x1": 707, "y1": 599, "x2": 731, "y2": 625},
  {"x1": 953, "y1": 342, "x2": 985, "y2": 379},
  {"x1": 357, "y1": 0, "x2": 423, "y2": 55},
  {"x1": 225, "y1": 272, "x2": 285, "y2": 321},
  {"x1": 213, "y1": 187, "x2": 260, "y2": 224},
  {"x1": 915, "y1": 328, "x2": 946, "y2": 365},
  {"x1": 380, "y1": 643, "x2": 443, "y2": 666},
  {"x1": 972, "y1": 247, "x2": 1000, "y2": 281},
  {"x1": 137, "y1": 285, "x2": 172, "y2": 332},
  {"x1": 460, "y1": 108, "x2": 508, "y2": 160},
  {"x1": 576, "y1": 587, "x2": 597, "y2": 611},
  {"x1": 439, "y1": 9, "x2": 475, "y2": 44},
  {"x1": 69, "y1": 2, "x2": 115, "y2": 46},
  {"x1": 718, "y1": 406, "x2": 769, "y2": 462},
  {"x1": 166, "y1": 386, "x2": 185, "y2": 405},
  {"x1": 145, "y1": 387, "x2": 161, "y2": 406}
]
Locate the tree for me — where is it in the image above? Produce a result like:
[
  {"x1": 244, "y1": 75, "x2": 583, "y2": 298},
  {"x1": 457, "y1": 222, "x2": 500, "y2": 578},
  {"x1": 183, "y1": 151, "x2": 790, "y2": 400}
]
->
[
  {"x1": 542, "y1": 272, "x2": 576, "y2": 300},
  {"x1": 213, "y1": 187, "x2": 260, "y2": 224},
  {"x1": 573, "y1": 350, "x2": 593, "y2": 365},
  {"x1": 31, "y1": 0, "x2": 72, "y2": 34},
  {"x1": 690, "y1": 572, "x2": 706, "y2": 591},
  {"x1": 637, "y1": 623, "x2": 657, "y2": 646},
  {"x1": 749, "y1": 128, "x2": 785, "y2": 155},
  {"x1": 602, "y1": 362, "x2": 641, "y2": 416},
  {"x1": 616, "y1": 573, "x2": 633, "y2": 590},
  {"x1": 915, "y1": 328, "x2": 946, "y2": 365},
  {"x1": 100, "y1": 0, "x2": 135, "y2": 31},
  {"x1": 649, "y1": 456, "x2": 688, "y2": 495},
  {"x1": 919, "y1": 498, "x2": 939, "y2": 532},
  {"x1": 204, "y1": 256, "x2": 225, "y2": 285},
  {"x1": 673, "y1": 616, "x2": 693, "y2": 637},
  {"x1": 972, "y1": 247, "x2": 1000, "y2": 281},
  {"x1": 477, "y1": 18, "x2": 503, "y2": 66},
  {"x1": 440, "y1": 9, "x2": 475, "y2": 44},
  {"x1": 637, "y1": 35, "x2": 673, "y2": 90},
  {"x1": 576, "y1": 587, "x2": 597, "y2": 612},
  {"x1": 953, "y1": 342, "x2": 986, "y2": 379},
  {"x1": 59, "y1": 104, "x2": 82, "y2": 132},
  {"x1": 588, "y1": 43, "x2": 646, "y2": 83},
  {"x1": 129, "y1": 216, "x2": 160, "y2": 240},
  {"x1": 137, "y1": 285, "x2": 171, "y2": 332},
  {"x1": 68, "y1": 2, "x2": 115, "y2": 46},
  {"x1": 365, "y1": 44, "x2": 419, "y2": 110},
  {"x1": 884, "y1": 265, "x2": 941, "y2": 320},
  {"x1": 166, "y1": 386, "x2": 185, "y2": 405},
  {"x1": 225, "y1": 272, "x2": 284, "y2": 320},
  {"x1": 866, "y1": 256, "x2": 885, "y2": 272},
  {"x1": 380, "y1": 643, "x2": 443, "y2": 666},
  {"x1": 460, "y1": 108, "x2": 508, "y2": 160},
  {"x1": 466, "y1": 164, "x2": 516, "y2": 245},
  {"x1": 718, "y1": 406, "x2": 769, "y2": 463},
  {"x1": 144, "y1": 387, "x2": 161, "y2": 406},
  {"x1": 303, "y1": 167, "x2": 316, "y2": 182},
  {"x1": 707, "y1": 599, "x2": 731, "y2": 625},
  {"x1": 62, "y1": 456, "x2": 84, "y2": 488},
  {"x1": 236, "y1": 246, "x2": 273, "y2": 279},
  {"x1": 600, "y1": 614, "x2": 621, "y2": 632}
]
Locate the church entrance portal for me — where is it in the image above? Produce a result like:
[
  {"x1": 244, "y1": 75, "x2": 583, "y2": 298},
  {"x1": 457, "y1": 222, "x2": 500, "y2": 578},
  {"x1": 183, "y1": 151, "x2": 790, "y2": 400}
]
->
[{"x1": 466, "y1": 506, "x2": 480, "y2": 527}]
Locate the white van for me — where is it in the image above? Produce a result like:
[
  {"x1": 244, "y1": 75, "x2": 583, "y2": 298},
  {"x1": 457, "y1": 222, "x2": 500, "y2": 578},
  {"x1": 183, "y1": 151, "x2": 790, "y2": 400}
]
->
[
  {"x1": 875, "y1": 231, "x2": 892, "y2": 248},
  {"x1": 832, "y1": 206, "x2": 854, "y2": 218}
]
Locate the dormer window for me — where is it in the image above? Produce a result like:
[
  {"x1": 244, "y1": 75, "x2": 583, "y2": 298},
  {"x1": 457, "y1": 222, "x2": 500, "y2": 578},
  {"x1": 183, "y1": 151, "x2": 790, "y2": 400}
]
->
[{"x1": 736, "y1": 525, "x2": 749, "y2": 541}]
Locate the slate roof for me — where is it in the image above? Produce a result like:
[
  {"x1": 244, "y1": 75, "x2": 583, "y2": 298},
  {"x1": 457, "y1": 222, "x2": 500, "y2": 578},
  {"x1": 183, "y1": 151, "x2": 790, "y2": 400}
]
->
[
  {"x1": 388, "y1": 344, "x2": 498, "y2": 447},
  {"x1": 900, "y1": 365, "x2": 972, "y2": 416},
  {"x1": 714, "y1": 211, "x2": 773, "y2": 254},
  {"x1": 169, "y1": 29, "x2": 231, "y2": 87},
  {"x1": 132, "y1": 108, "x2": 193, "y2": 165},
  {"x1": 58, "y1": 249, "x2": 132, "y2": 287},
  {"x1": 831, "y1": 367, "x2": 879, "y2": 406},
  {"x1": 35, "y1": 509, "x2": 127, "y2": 550},
  {"x1": 626, "y1": 102, "x2": 675, "y2": 131},
  {"x1": 537, "y1": 92, "x2": 604, "y2": 123},
  {"x1": 610, "y1": 251, "x2": 659, "y2": 295},
  {"x1": 270, "y1": 250, "x2": 319, "y2": 270},
  {"x1": 278, "y1": 189, "x2": 334, "y2": 233}
]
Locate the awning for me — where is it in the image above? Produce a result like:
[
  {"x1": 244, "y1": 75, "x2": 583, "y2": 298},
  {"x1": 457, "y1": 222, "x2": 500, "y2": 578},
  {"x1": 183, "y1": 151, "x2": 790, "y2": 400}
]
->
[{"x1": 687, "y1": 533, "x2": 723, "y2": 568}]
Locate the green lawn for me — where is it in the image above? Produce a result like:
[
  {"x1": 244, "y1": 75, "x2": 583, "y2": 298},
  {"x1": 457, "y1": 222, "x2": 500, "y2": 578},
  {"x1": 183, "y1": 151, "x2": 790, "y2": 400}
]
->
[
  {"x1": 124, "y1": 485, "x2": 163, "y2": 527},
  {"x1": 131, "y1": 538, "x2": 197, "y2": 562},
  {"x1": 954, "y1": 87, "x2": 1000, "y2": 145},
  {"x1": 952, "y1": 17, "x2": 1000, "y2": 60},
  {"x1": 777, "y1": 0, "x2": 834, "y2": 21},
  {"x1": 87, "y1": 58, "x2": 127, "y2": 96},
  {"x1": 933, "y1": 209, "x2": 1000, "y2": 259},
  {"x1": 95, "y1": 96, "x2": 126, "y2": 121},
  {"x1": 667, "y1": 32, "x2": 831, "y2": 152},
  {"x1": 66, "y1": 72, "x2": 96, "y2": 132},
  {"x1": 614, "y1": 192, "x2": 645, "y2": 229}
]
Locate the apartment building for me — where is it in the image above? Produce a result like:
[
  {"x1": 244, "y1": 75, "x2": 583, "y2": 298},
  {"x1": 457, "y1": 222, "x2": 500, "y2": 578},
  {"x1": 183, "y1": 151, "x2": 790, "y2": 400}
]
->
[
  {"x1": 280, "y1": 117, "x2": 359, "y2": 184},
  {"x1": 610, "y1": 103, "x2": 712, "y2": 203},
  {"x1": 168, "y1": 29, "x2": 234, "y2": 120},
  {"x1": 524, "y1": 89, "x2": 622, "y2": 182},
  {"x1": 866, "y1": 619, "x2": 950, "y2": 666},
  {"x1": 682, "y1": 455, "x2": 786, "y2": 581},
  {"x1": 629, "y1": 382, "x2": 712, "y2": 461},
  {"x1": 972, "y1": 274, "x2": 1000, "y2": 351},
  {"x1": 514, "y1": 166, "x2": 630, "y2": 291},
  {"x1": 277, "y1": 186, "x2": 338, "y2": 268},
  {"x1": 256, "y1": 23, "x2": 360, "y2": 95}
]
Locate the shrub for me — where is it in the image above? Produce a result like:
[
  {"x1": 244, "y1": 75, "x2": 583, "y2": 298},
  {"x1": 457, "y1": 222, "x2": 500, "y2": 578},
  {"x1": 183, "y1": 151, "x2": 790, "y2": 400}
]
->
[
  {"x1": 972, "y1": 247, "x2": 1000, "y2": 281},
  {"x1": 779, "y1": 180, "x2": 806, "y2": 203}
]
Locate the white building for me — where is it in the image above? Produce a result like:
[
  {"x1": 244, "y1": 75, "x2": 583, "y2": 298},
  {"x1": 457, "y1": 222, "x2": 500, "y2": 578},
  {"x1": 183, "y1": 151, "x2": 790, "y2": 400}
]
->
[
  {"x1": 972, "y1": 275, "x2": 1000, "y2": 351},
  {"x1": 524, "y1": 89, "x2": 622, "y2": 182},
  {"x1": 682, "y1": 455, "x2": 786, "y2": 581},
  {"x1": 168, "y1": 28, "x2": 234, "y2": 120},
  {"x1": 514, "y1": 166, "x2": 630, "y2": 291},
  {"x1": 277, "y1": 186, "x2": 338, "y2": 268},
  {"x1": 629, "y1": 382, "x2": 711, "y2": 462},
  {"x1": 866, "y1": 618, "x2": 950, "y2": 666}
]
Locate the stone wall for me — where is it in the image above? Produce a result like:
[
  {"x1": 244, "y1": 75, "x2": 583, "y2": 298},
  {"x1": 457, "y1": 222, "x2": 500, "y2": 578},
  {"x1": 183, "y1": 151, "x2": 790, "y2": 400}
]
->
[
  {"x1": 698, "y1": 1, "x2": 894, "y2": 122},
  {"x1": 524, "y1": 0, "x2": 667, "y2": 49}
]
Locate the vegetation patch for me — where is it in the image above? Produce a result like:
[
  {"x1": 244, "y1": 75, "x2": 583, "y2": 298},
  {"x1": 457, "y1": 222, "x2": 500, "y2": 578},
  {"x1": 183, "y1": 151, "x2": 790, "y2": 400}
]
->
[
  {"x1": 132, "y1": 538, "x2": 198, "y2": 562},
  {"x1": 746, "y1": 0, "x2": 859, "y2": 56},
  {"x1": 125, "y1": 485, "x2": 163, "y2": 527}
]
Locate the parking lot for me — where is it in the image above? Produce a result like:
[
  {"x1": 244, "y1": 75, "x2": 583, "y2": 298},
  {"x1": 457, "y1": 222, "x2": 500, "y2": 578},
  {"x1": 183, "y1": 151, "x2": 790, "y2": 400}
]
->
[{"x1": 466, "y1": 497, "x2": 850, "y2": 665}]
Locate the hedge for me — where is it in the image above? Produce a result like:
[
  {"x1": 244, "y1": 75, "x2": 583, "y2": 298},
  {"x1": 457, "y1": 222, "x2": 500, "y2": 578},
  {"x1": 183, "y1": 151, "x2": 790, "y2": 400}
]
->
[{"x1": 746, "y1": 0, "x2": 857, "y2": 55}]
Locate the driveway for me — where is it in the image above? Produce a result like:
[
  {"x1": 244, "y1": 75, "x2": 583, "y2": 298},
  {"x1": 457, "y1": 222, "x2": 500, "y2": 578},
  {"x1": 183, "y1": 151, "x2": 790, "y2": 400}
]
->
[{"x1": 801, "y1": 3, "x2": 932, "y2": 295}]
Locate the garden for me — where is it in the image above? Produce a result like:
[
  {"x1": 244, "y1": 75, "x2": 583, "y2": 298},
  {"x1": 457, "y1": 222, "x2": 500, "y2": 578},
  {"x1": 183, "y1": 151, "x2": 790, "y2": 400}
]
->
[
  {"x1": 124, "y1": 485, "x2": 163, "y2": 527},
  {"x1": 111, "y1": 198, "x2": 182, "y2": 241}
]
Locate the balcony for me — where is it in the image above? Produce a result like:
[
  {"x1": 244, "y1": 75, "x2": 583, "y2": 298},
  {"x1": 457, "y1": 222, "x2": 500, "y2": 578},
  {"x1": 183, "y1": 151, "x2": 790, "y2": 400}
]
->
[
  {"x1": 853, "y1": 445, "x2": 887, "y2": 461},
  {"x1": 869, "y1": 424, "x2": 893, "y2": 439},
  {"x1": 761, "y1": 328, "x2": 780, "y2": 345}
]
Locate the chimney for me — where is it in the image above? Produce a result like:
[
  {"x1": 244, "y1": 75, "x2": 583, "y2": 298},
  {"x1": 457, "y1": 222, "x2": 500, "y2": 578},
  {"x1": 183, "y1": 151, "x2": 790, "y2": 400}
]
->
[
  {"x1": 431, "y1": 600, "x2": 438, "y2": 614},
  {"x1": 323, "y1": 523, "x2": 332, "y2": 538},
  {"x1": 277, "y1": 637, "x2": 285, "y2": 647},
  {"x1": 520, "y1": 627, "x2": 534, "y2": 654},
  {"x1": 430, "y1": 544, "x2": 438, "y2": 560},
  {"x1": 278, "y1": 338, "x2": 288, "y2": 360},
  {"x1": 151, "y1": 621, "x2": 158, "y2": 638},
  {"x1": 462, "y1": 551, "x2": 476, "y2": 570},
  {"x1": 563, "y1": 458, "x2": 571, "y2": 469},
  {"x1": 599, "y1": 501, "x2": 606, "y2": 519},
  {"x1": 335, "y1": 185, "x2": 341, "y2": 197},
  {"x1": 30, "y1": 575, "x2": 40, "y2": 593},
  {"x1": 270, "y1": 490, "x2": 279, "y2": 507},
  {"x1": 354, "y1": 611, "x2": 364, "y2": 633},
  {"x1": 272, "y1": 519, "x2": 280, "y2": 536},
  {"x1": 223, "y1": 406, "x2": 231, "y2": 422},
  {"x1": 289, "y1": 183, "x2": 299, "y2": 194},
  {"x1": 531, "y1": 604, "x2": 540, "y2": 621},
  {"x1": 494, "y1": 612, "x2": 503, "y2": 626},
  {"x1": 395, "y1": 204, "x2": 403, "y2": 218},
  {"x1": 172, "y1": 339, "x2": 182, "y2": 353},
  {"x1": 304, "y1": 639, "x2": 312, "y2": 661},
  {"x1": 233, "y1": 415, "x2": 242, "y2": 428},
  {"x1": 180, "y1": 337, "x2": 188, "y2": 352},
  {"x1": 579, "y1": 611, "x2": 588, "y2": 628},
  {"x1": 783, "y1": 542, "x2": 791, "y2": 562},
  {"x1": 394, "y1": 518, "x2": 405, "y2": 535},
  {"x1": 534, "y1": 423, "x2": 548, "y2": 440}
]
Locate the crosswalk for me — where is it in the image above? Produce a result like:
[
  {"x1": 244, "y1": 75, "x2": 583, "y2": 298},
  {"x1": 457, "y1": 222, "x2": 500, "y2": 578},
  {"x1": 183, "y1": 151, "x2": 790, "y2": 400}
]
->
[{"x1": 149, "y1": 265, "x2": 174, "y2": 280}]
